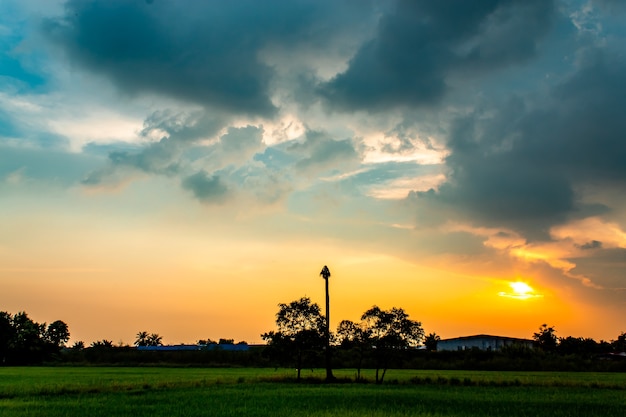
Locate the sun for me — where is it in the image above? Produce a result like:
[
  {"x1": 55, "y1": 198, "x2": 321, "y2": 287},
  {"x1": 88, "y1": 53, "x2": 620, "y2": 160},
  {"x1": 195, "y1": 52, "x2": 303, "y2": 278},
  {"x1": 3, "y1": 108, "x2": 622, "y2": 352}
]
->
[
  {"x1": 499, "y1": 281, "x2": 542, "y2": 300},
  {"x1": 510, "y1": 282, "x2": 533, "y2": 296}
]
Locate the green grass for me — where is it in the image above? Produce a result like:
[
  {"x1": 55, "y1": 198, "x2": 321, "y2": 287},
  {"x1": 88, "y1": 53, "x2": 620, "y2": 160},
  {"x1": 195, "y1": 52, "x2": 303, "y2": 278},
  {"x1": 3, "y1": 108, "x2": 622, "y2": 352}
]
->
[{"x1": 0, "y1": 368, "x2": 625, "y2": 417}]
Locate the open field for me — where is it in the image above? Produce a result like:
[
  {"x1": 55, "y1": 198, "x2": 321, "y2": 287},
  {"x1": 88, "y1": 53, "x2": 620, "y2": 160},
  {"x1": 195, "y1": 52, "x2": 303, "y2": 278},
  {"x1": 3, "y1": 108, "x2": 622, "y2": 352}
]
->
[{"x1": 1, "y1": 367, "x2": 625, "y2": 417}]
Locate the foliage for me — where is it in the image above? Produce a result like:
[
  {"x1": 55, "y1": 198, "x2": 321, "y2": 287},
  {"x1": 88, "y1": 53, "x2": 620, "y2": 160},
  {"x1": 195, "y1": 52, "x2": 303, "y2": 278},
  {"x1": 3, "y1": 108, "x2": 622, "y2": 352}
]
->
[
  {"x1": 335, "y1": 319, "x2": 371, "y2": 380},
  {"x1": 45, "y1": 321, "x2": 70, "y2": 347},
  {"x1": 558, "y1": 336, "x2": 603, "y2": 357},
  {"x1": 612, "y1": 332, "x2": 626, "y2": 353},
  {"x1": 533, "y1": 324, "x2": 558, "y2": 352},
  {"x1": 0, "y1": 311, "x2": 69, "y2": 365},
  {"x1": 261, "y1": 297, "x2": 326, "y2": 380},
  {"x1": 134, "y1": 331, "x2": 163, "y2": 347},
  {"x1": 90, "y1": 340, "x2": 114, "y2": 349},
  {"x1": 71, "y1": 341, "x2": 85, "y2": 350},
  {"x1": 424, "y1": 332, "x2": 441, "y2": 352},
  {"x1": 361, "y1": 306, "x2": 424, "y2": 383}
]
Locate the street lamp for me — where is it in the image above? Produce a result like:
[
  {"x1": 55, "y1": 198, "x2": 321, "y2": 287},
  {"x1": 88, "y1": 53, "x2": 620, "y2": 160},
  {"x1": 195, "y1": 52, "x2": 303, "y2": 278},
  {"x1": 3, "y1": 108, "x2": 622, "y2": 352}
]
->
[{"x1": 320, "y1": 265, "x2": 334, "y2": 381}]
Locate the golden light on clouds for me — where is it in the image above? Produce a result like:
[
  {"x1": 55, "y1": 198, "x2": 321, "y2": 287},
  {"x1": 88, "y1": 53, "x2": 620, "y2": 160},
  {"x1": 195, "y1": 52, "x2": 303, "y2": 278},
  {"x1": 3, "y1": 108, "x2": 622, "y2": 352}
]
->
[{"x1": 499, "y1": 281, "x2": 543, "y2": 300}]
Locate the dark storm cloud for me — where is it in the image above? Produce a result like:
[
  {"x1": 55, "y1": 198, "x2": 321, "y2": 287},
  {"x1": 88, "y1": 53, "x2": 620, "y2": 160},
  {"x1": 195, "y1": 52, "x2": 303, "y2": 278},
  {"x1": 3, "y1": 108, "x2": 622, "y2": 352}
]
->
[
  {"x1": 181, "y1": 170, "x2": 228, "y2": 203},
  {"x1": 593, "y1": 0, "x2": 626, "y2": 11},
  {"x1": 415, "y1": 50, "x2": 626, "y2": 238},
  {"x1": 44, "y1": 0, "x2": 370, "y2": 117},
  {"x1": 321, "y1": 0, "x2": 555, "y2": 111}
]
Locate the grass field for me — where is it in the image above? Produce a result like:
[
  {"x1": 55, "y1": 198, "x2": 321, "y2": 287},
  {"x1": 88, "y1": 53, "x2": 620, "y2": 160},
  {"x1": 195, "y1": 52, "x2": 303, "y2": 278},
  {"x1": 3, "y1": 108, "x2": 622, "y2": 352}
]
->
[{"x1": 0, "y1": 367, "x2": 624, "y2": 416}]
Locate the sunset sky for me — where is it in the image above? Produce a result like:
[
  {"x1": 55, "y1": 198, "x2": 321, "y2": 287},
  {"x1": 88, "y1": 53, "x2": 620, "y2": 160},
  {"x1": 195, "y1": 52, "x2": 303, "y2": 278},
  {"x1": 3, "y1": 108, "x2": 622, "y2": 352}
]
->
[{"x1": 1, "y1": 0, "x2": 625, "y2": 346}]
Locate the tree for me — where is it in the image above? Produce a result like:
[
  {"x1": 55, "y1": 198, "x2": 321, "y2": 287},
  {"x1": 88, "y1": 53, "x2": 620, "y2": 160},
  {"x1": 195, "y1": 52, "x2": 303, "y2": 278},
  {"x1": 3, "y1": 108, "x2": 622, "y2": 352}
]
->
[
  {"x1": 71, "y1": 341, "x2": 85, "y2": 350},
  {"x1": 46, "y1": 320, "x2": 70, "y2": 348},
  {"x1": 361, "y1": 306, "x2": 424, "y2": 383},
  {"x1": 336, "y1": 319, "x2": 371, "y2": 380},
  {"x1": 558, "y1": 336, "x2": 600, "y2": 357},
  {"x1": 0, "y1": 312, "x2": 15, "y2": 364},
  {"x1": 533, "y1": 324, "x2": 558, "y2": 352},
  {"x1": 10, "y1": 312, "x2": 47, "y2": 363},
  {"x1": 135, "y1": 331, "x2": 149, "y2": 347},
  {"x1": 262, "y1": 297, "x2": 326, "y2": 380},
  {"x1": 90, "y1": 340, "x2": 114, "y2": 348},
  {"x1": 147, "y1": 333, "x2": 163, "y2": 346},
  {"x1": 424, "y1": 332, "x2": 441, "y2": 352},
  {"x1": 612, "y1": 332, "x2": 626, "y2": 353},
  {"x1": 0, "y1": 311, "x2": 71, "y2": 365}
]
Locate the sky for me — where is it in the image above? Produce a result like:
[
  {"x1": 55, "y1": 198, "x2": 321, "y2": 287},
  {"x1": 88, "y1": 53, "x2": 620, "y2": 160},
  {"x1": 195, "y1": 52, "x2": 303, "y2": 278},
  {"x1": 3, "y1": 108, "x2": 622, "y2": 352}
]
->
[{"x1": 1, "y1": 0, "x2": 625, "y2": 346}]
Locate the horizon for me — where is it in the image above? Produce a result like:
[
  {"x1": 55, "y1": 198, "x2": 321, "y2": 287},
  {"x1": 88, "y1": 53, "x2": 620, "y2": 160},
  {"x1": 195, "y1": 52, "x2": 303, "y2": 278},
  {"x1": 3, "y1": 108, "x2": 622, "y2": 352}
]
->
[{"x1": 1, "y1": 0, "x2": 625, "y2": 346}]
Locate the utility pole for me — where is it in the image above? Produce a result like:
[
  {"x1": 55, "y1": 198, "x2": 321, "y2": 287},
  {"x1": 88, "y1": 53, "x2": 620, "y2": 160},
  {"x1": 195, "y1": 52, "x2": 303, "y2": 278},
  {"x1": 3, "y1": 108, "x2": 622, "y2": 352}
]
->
[{"x1": 320, "y1": 265, "x2": 334, "y2": 381}]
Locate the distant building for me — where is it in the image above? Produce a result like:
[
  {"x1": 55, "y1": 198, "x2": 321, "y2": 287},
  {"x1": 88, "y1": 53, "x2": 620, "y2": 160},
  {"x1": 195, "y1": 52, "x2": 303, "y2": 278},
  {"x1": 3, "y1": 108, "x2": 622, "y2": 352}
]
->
[
  {"x1": 137, "y1": 343, "x2": 250, "y2": 352},
  {"x1": 437, "y1": 334, "x2": 533, "y2": 351},
  {"x1": 136, "y1": 344, "x2": 200, "y2": 351}
]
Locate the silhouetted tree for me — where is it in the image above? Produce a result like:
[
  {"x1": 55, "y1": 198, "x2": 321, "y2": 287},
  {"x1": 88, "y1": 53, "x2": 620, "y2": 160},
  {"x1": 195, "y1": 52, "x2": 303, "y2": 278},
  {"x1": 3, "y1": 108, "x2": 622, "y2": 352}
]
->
[
  {"x1": 91, "y1": 340, "x2": 114, "y2": 348},
  {"x1": 219, "y1": 338, "x2": 235, "y2": 345},
  {"x1": 0, "y1": 311, "x2": 71, "y2": 364},
  {"x1": 147, "y1": 333, "x2": 163, "y2": 346},
  {"x1": 71, "y1": 341, "x2": 85, "y2": 350},
  {"x1": 558, "y1": 336, "x2": 599, "y2": 357},
  {"x1": 533, "y1": 324, "x2": 558, "y2": 352},
  {"x1": 45, "y1": 320, "x2": 70, "y2": 348},
  {"x1": 336, "y1": 319, "x2": 371, "y2": 380},
  {"x1": 612, "y1": 332, "x2": 626, "y2": 353},
  {"x1": 262, "y1": 297, "x2": 326, "y2": 380},
  {"x1": 361, "y1": 306, "x2": 424, "y2": 383},
  {"x1": 134, "y1": 332, "x2": 162, "y2": 347},
  {"x1": 135, "y1": 331, "x2": 149, "y2": 347},
  {"x1": 0, "y1": 312, "x2": 15, "y2": 364},
  {"x1": 424, "y1": 332, "x2": 441, "y2": 352},
  {"x1": 10, "y1": 312, "x2": 47, "y2": 363}
]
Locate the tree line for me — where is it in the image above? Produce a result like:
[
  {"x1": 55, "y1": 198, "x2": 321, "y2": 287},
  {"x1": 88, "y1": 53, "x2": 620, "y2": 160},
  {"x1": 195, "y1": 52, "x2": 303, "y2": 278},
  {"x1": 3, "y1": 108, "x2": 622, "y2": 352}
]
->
[
  {"x1": 261, "y1": 298, "x2": 626, "y2": 381},
  {"x1": 0, "y1": 311, "x2": 69, "y2": 365},
  {"x1": 2, "y1": 307, "x2": 625, "y2": 373},
  {"x1": 532, "y1": 323, "x2": 626, "y2": 356}
]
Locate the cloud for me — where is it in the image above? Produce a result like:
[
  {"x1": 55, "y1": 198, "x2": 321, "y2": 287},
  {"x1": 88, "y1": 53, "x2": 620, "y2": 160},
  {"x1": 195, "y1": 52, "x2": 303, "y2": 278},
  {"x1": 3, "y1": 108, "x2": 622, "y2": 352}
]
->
[
  {"x1": 181, "y1": 170, "x2": 228, "y2": 203},
  {"x1": 551, "y1": 218, "x2": 626, "y2": 250},
  {"x1": 413, "y1": 49, "x2": 626, "y2": 239},
  {"x1": 214, "y1": 125, "x2": 265, "y2": 168},
  {"x1": 0, "y1": 143, "x2": 100, "y2": 185},
  {"x1": 289, "y1": 129, "x2": 360, "y2": 176},
  {"x1": 43, "y1": 0, "x2": 373, "y2": 117},
  {"x1": 81, "y1": 110, "x2": 226, "y2": 186},
  {"x1": 577, "y1": 240, "x2": 602, "y2": 250},
  {"x1": 320, "y1": 0, "x2": 556, "y2": 111}
]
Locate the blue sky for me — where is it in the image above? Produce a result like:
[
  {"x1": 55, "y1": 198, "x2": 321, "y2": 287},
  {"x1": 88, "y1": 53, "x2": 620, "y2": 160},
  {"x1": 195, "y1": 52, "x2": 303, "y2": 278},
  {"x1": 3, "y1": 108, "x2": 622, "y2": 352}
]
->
[{"x1": 1, "y1": 0, "x2": 625, "y2": 344}]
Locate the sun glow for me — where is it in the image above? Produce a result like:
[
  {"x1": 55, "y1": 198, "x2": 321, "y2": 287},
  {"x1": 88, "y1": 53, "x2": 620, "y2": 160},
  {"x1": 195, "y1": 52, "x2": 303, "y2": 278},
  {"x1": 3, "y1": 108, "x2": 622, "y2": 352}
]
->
[{"x1": 499, "y1": 281, "x2": 543, "y2": 300}]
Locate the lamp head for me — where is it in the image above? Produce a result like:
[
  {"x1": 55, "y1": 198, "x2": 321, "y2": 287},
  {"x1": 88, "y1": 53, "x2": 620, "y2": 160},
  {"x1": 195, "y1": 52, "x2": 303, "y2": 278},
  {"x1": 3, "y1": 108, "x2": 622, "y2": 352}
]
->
[{"x1": 320, "y1": 265, "x2": 331, "y2": 280}]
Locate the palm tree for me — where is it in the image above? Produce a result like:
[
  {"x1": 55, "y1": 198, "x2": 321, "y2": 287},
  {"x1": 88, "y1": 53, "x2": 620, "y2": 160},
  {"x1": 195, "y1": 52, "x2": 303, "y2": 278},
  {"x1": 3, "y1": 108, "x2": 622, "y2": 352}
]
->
[
  {"x1": 147, "y1": 333, "x2": 163, "y2": 346},
  {"x1": 135, "y1": 331, "x2": 149, "y2": 347}
]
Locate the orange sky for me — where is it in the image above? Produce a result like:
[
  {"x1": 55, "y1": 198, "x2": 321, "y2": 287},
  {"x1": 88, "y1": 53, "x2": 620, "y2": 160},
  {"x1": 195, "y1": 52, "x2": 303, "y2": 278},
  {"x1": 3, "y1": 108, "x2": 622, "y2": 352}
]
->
[
  {"x1": 1, "y1": 0, "x2": 625, "y2": 347},
  {"x1": 0, "y1": 187, "x2": 620, "y2": 345}
]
